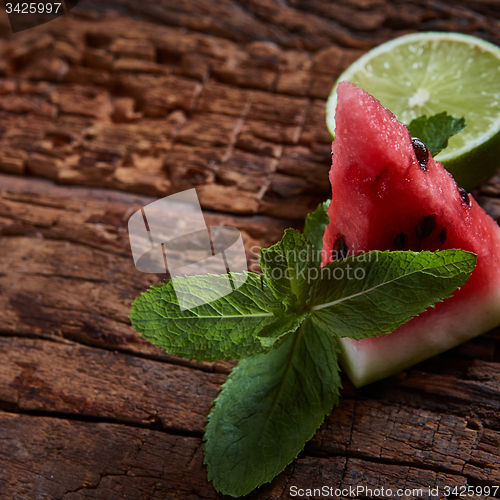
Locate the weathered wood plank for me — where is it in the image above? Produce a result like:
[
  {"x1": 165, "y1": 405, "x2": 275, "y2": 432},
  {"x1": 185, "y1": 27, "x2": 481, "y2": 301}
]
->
[
  {"x1": 73, "y1": 0, "x2": 500, "y2": 50},
  {"x1": 309, "y1": 400, "x2": 500, "y2": 481},
  {"x1": 0, "y1": 337, "x2": 223, "y2": 432},
  {"x1": 0, "y1": 174, "x2": 298, "y2": 365},
  {"x1": 1, "y1": 336, "x2": 500, "y2": 487},
  {"x1": 0, "y1": 411, "x2": 217, "y2": 500},
  {"x1": 2, "y1": 411, "x2": 497, "y2": 500},
  {"x1": 0, "y1": 12, "x2": 337, "y2": 218},
  {"x1": 0, "y1": 174, "x2": 297, "y2": 253}
]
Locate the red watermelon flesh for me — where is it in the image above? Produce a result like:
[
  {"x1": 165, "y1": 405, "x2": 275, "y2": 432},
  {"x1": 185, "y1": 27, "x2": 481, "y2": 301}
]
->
[{"x1": 322, "y1": 81, "x2": 500, "y2": 388}]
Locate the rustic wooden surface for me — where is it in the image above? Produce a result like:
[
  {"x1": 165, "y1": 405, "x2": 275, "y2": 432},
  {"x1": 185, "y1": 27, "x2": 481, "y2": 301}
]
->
[{"x1": 0, "y1": 2, "x2": 500, "y2": 499}]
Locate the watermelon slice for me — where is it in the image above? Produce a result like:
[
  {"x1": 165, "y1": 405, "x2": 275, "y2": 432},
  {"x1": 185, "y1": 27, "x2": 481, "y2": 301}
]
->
[{"x1": 322, "y1": 81, "x2": 500, "y2": 388}]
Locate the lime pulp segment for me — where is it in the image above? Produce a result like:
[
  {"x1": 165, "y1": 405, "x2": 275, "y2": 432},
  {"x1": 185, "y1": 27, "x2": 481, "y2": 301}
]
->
[{"x1": 326, "y1": 32, "x2": 500, "y2": 162}]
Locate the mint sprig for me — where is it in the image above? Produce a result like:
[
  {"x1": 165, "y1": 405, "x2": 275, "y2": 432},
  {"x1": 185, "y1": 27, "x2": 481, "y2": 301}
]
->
[
  {"x1": 129, "y1": 206, "x2": 477, "y2": 497},
  {"x1": 408, "y1": 112, "x2": 466, "y2": 156}
]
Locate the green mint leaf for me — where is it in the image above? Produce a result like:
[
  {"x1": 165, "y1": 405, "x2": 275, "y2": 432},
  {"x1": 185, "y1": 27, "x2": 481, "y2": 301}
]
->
[
  {"x1": 130, "y1": 272, "x2": 291, "y2": 361},
  {"x1": 259, "y1": 228, "x2": 314, "y2": 307},
  {"x1": 303, "y1": 199, "x2": 331, "y2": 266},
  {"x1": 309, "y1": 250, "x2": 476, "y2": 340},
  {"x1": 408, "y1": 112, "x2": 466, "y2": 156},
  {"x1": 257, "y1": 310, "x2": 308, "y2": 347},
  {"x1": 204, "y1": 317, "x2": 341, "y2": 497}
]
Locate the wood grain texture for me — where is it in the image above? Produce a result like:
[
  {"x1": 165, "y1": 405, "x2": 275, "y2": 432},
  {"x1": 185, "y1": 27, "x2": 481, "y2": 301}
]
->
[
  {"x1": 0, "y1": 8, "x2": 340, "y2": 219},
  {"x1": 0, "y1": 174, "x2": 296, "y2": 369},
  {"x1": 76, "y1": 0, "x2": 500, "y2": 51},
  {"x1": 0, "y1": 1, "x2": 500, "y2": 498}
]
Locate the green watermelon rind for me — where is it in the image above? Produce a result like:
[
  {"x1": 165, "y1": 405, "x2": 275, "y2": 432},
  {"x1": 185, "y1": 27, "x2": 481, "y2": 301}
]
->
[{"x1": 338, "y1": 287, "x2": 500, "y2": 387}]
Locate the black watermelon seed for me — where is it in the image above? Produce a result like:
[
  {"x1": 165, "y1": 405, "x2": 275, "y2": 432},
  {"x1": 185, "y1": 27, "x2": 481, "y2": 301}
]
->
[
  {"x1": 415, "y1": 214, "x2": 437, "y2": 241},
  {"x1": 411, "y1": 137, "x2": 429, "y2": 170},
  {"x1": 332, "y1": 236, "x2": 348, "y2": 261},
  {"x1": 394, "y1": 232, "x2": 407, "y2": 250},
  {"x1": 439, "y1": 227, "x2": 448, "y2": 244},
  {"x1": 458, "y1": 187, "x2": 471, "y2": 206}
]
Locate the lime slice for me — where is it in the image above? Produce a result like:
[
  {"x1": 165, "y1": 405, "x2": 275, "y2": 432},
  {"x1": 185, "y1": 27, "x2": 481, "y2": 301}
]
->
[{"x1": 326, "y1": 32, "x2": 500, "y2": 190}]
